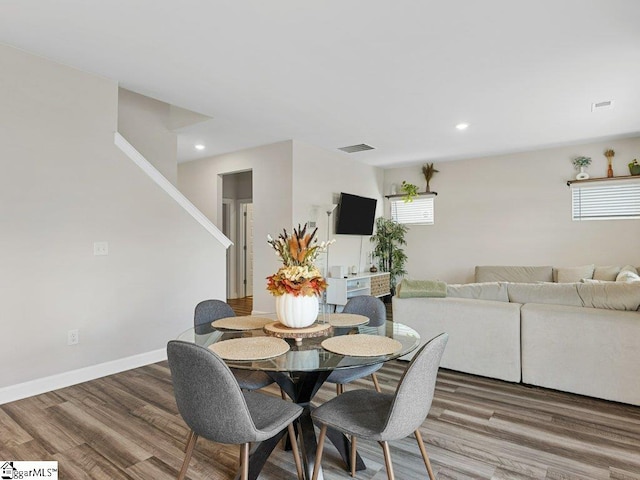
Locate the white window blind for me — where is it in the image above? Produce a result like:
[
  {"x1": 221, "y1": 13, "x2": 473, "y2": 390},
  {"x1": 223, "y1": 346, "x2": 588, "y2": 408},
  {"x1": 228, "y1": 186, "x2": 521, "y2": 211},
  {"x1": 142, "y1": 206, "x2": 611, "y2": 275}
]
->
[
  {"x1": 571, "y1": 179, "x2": 640, "y2": 221},
  {"x1": 390, "y1": 196, "x2": 434, "y2": 225}
]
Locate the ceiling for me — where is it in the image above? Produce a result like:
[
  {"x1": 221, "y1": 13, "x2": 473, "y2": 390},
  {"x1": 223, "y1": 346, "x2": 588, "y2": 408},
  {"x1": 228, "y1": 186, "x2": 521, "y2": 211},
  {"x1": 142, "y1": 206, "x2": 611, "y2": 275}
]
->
[{"x1": 2, "y1": 0, "x2": 639, "y2": 168}]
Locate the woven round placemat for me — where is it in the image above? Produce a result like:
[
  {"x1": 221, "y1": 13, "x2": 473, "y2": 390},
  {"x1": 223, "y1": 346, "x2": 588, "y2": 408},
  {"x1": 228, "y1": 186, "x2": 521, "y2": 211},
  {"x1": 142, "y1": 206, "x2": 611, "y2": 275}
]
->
[
  {"x1": 211, "y1": 316, "x2": 273, "y2": 331},
  {"x1": 326, "y1": 313, "x2": 369, "y2": 327},
  {"x1": 321, "y1": 334, "x2": 402, "y2": 357},
  {"x1": 209, "y1": 337, "x2": 290, "y2": 360}
]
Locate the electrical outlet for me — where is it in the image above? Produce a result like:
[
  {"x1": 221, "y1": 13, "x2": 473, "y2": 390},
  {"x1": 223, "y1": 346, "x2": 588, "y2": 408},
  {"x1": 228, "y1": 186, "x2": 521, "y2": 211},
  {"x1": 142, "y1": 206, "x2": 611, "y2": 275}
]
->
[{"x1": 67, "y1": 329, "x2": 79, "y2": 345}]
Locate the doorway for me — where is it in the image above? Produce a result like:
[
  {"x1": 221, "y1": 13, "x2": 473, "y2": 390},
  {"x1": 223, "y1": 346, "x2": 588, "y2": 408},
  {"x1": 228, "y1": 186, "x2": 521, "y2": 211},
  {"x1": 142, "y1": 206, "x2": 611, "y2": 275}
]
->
[{"x1": 221, "y1": 170, "x2": 253, "y2": 299}]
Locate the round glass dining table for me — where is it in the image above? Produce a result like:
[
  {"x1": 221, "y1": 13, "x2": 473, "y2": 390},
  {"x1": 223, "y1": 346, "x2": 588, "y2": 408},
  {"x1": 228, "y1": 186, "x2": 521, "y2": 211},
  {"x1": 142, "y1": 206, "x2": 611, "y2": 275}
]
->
[{"x1": 177, "y1": 319, "x2": 420, "y2": 480}]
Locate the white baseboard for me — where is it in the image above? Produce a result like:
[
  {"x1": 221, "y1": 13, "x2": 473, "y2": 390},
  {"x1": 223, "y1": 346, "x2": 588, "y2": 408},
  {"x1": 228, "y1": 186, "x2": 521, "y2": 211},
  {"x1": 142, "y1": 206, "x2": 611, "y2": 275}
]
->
[{"x1": 0, "y1": 348, "x2": 167, "y2": 405}]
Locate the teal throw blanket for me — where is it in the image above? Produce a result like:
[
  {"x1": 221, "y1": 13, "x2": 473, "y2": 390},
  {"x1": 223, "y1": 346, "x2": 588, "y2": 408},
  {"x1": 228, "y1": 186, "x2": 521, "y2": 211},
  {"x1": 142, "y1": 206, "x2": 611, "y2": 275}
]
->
[{"x1": 397, "y1": 279, "x2": 447, "y2": 298}]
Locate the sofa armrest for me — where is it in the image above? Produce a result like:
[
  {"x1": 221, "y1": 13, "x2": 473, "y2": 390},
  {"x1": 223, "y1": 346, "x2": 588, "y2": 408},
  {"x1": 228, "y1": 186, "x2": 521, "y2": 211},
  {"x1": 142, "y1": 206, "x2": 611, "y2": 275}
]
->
[{"x1": 521, "y1": 303, "x2": 640, "y2": 406}]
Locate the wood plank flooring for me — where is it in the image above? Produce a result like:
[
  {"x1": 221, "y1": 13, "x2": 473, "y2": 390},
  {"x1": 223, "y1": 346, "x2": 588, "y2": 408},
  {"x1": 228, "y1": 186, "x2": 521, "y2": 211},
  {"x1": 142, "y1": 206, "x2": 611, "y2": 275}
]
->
[{"x1": 1, "y1": 297, "x2": 639, "y2": 479}]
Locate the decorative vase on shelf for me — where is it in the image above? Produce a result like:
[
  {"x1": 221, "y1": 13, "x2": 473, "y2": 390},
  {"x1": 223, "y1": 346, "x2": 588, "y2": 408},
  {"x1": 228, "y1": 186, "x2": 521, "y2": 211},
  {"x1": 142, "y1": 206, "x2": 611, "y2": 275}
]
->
[
  {"x1": 576, "y1": 166, "x2": 590, "y2": 180},
  {"x1": 275, "y1": 293, "x2": 319, "y2": 328}
]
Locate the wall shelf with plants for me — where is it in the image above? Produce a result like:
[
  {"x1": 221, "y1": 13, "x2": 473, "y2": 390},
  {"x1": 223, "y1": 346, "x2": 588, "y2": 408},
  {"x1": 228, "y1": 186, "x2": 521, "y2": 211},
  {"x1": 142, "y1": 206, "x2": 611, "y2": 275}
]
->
[
  {"x1": 566, "y1": 175, "x2": 640, "y2": 187},
  {"x1": 385, "y1": 191, "x2": 438, "y2": 199}
]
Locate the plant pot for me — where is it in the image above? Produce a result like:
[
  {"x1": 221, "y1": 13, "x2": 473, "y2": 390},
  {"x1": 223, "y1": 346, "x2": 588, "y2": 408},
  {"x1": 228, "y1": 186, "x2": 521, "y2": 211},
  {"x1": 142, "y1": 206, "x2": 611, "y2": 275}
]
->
[
  {"x1": 629, "y1": 164, "x2": 640, "y2": 176},
  {"x1": 275, "y1": 293, "x2": 319, "y2": 328}
]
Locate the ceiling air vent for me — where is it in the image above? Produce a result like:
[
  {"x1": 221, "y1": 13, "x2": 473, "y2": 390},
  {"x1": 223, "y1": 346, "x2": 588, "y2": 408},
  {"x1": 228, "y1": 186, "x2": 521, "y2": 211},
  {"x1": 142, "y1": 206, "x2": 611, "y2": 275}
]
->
[
  {"x1": 591, "y1": 100, "x2": 614, "y2": 112},
  {"x1": 338, "y1": 143, "x2": 375, "y2": 153}
]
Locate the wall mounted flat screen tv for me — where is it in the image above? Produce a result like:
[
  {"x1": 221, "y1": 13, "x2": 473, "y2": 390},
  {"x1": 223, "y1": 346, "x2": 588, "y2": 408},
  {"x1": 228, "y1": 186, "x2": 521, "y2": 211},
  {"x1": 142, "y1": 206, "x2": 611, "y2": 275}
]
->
[{"x1": 335, "y1": 192, "x2": 377, "y2": 235}]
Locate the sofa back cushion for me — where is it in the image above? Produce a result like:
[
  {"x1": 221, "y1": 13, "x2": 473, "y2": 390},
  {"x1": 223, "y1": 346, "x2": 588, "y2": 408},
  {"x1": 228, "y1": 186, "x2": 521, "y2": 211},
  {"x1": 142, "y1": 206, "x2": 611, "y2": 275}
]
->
[
  {"x1": 553, "y1": 264, "x2": 595, "y2": 283},
  {"x1": 475, "y1": 266, "x2": 553, "y2": 283},
  {"x1": 593, "y1": 265, "x2": 622, "y2": 281},
  {"x1": 577, "y1": 283, "x2": 640, "y2": 311},
  {"x1": 446, "y1": 282, "x2": 509, "y2": 302},
  {"x1": 507, "y1": 283, "x2": 583, "y2": 307}
]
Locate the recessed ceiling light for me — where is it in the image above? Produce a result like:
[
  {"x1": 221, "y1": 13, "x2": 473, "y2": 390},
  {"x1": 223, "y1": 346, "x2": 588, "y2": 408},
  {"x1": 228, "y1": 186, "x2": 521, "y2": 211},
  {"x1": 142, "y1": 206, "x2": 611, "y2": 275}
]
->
[
  {"x1": 195, "y1": 144, "x2": 205, "y2": 150},
  {"x1": 455, "y1": 123, "x2": 469, "y2": 130}
]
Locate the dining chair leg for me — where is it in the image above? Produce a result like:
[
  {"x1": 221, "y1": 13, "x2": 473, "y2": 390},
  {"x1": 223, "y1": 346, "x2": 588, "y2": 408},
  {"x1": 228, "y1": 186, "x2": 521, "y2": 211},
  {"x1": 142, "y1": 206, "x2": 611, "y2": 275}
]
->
[
  {"x1": 288, "y1": 423, "x2": 303, "y2": 480},
  {"x1": 240, "y1": 442, "x2": 250, "y2": 480},
  {"x1": 415, "y1": 429, "x2": 436, "y2": 480},
  {"x1": 371, "y1": 372, "x2": 382, "y2": 392},
  {"x1": 178, "y1": 430, "x2": 198, "y2": 480},
  {"x1": 311, "y1": 424, "x2": 328, "y2": 480},
  {"x1": 379, "y1": 441, "x2": 395, "y2": 480},
  {"x1": 350, "y1": 435, "x2": 357, "y2": 477}
]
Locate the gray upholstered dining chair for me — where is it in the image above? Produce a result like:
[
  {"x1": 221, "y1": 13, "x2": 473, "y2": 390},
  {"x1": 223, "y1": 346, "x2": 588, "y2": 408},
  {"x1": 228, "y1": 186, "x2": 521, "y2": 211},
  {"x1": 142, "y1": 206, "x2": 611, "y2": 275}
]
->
[
  {"x1": 194, "y1": 299, "x2": 274, "y2": 390},
  {"x1": 311, "y1": 332, "x2": 448, "y2": 480},
  {"x1": 167, "y1": 340, "x2": 304, "y2": 480},
  {"x1": 325, "y1": 295, "x2": 387, "y2": 394}
]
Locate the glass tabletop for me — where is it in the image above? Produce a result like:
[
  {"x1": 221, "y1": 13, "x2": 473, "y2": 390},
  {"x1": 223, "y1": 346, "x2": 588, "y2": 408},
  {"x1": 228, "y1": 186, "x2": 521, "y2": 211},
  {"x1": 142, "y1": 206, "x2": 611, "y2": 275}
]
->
[{"x1": 176, "y1": 320, "x2": 420, "y2": 373}]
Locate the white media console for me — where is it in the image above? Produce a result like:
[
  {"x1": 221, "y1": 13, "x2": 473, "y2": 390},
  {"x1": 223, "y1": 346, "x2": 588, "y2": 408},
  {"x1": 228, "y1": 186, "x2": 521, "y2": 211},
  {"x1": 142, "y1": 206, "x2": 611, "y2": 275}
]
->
[{"x1": 326, "y1": 272, "x2": 391, "y2": 306}]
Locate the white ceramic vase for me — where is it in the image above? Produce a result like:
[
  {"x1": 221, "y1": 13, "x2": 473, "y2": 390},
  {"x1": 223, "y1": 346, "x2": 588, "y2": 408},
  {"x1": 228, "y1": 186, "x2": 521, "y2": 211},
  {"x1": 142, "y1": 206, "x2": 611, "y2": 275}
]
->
[
  {"x1": 576, "y1": 166, "x2": 590, "y2": 180},
  {"x1": 275, "y1": 293, "x2": 319, "y2": 328}
]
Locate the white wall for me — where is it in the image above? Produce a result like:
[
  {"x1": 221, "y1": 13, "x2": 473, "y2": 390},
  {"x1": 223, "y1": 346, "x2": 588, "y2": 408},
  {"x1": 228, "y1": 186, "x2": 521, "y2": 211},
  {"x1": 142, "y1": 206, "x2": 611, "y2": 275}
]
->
[
  {"x1": 384, "y1": 137, "x2": 640, "y2": 284},
  {"x1": 292, "y1": 141, "x2": 385, "y2": 275},
  {"x1": 0, "y1": 45, "x2": 226, "y2": 397},
  {"x1": 178, "y1": 141, "x2": 294, "y2": 313},
  {"x1": 117, "y1": 88, "x2": 178, "y2": 185}
]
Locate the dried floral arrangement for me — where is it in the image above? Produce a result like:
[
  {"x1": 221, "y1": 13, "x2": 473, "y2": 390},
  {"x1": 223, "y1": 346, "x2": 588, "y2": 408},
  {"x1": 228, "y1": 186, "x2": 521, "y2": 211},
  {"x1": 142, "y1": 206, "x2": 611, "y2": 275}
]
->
[{"x1": 266, "y1": 224, "x2": 333, "y2": 296}]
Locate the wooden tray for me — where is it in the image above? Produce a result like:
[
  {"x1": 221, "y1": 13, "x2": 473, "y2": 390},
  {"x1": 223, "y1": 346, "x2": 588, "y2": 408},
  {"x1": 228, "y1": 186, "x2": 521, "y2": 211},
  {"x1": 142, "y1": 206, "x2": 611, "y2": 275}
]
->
[{"x1": 264, "y1": 321, "x2": 332, "y2": 344}]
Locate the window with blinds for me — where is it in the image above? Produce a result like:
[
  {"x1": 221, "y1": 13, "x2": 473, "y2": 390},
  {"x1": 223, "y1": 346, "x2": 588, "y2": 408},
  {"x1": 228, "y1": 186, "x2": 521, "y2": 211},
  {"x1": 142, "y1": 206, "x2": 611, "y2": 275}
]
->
[
  {"x1": 571, "y1": 179, "x2": 640, "y2": 221},
  {"x1": 390, "y1": 196, "x2": 434, "y2": 225}
]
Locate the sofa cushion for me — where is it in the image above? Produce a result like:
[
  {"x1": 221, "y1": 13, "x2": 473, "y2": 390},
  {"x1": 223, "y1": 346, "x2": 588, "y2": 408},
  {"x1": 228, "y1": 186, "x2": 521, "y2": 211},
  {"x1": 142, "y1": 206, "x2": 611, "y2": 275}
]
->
[
  {"x1": 616, "y1": 265, "x2": 640, "y2": 283},
  {"x1": 576, "y1": 283, "x2": 640, "y2": 311},
  {"x1": 593, "y1": 265, "x2": 622, "y2": 281},
  {"x1": 554, "y1": 264, "x2": 595, "y2": 283},
  {"x1": 446, "y1": 282, "x2": 509, "y2": 302},
  {"x1": 475, "y1": 265, "x2": 553, "y2": 283},
  {"x1": 507, "y1": 283, "x2": 583, "y2": 307}
]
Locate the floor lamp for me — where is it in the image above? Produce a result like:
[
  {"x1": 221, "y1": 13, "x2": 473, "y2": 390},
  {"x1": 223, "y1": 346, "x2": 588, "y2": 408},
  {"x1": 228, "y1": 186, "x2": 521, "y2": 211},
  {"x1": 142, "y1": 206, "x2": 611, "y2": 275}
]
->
[{"x1": 323, "y1": 204, "x2": 337, "y2": 318}]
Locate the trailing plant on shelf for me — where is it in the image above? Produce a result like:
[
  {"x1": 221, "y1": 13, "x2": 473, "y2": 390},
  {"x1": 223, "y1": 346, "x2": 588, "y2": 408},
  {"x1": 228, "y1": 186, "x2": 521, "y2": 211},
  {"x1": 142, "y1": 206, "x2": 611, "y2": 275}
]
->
[
  {"x1": 369, "y1": 217, "x2": 408, "y2": 295},
  {"x1": 400, "y1": 181, "x2": 419, "y2": 202}
]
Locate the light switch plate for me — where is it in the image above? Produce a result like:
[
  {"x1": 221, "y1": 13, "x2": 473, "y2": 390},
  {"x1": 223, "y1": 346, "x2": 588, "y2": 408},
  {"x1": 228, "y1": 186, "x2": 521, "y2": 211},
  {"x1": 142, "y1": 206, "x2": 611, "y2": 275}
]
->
[{"x1": 93, "y1": 241, "x2": 109, "y2": 256}]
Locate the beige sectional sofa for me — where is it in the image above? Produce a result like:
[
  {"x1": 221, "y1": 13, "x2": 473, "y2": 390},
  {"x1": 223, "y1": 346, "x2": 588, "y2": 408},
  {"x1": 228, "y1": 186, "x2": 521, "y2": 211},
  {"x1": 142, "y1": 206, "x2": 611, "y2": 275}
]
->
[{"x1": 393, "y1": 265, "x2": 640, "y2": 406}]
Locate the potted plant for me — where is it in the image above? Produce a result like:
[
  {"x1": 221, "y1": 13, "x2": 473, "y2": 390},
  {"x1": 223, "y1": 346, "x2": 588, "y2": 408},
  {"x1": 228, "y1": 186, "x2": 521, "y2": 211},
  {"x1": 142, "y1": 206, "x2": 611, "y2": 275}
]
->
[
  {"x1": 572, "y1": 156, "x2": 591, "y2": 180},
  {"x1": 370, "y1": 217, "x2": 408, "y2": 295},
  {"x1": 629, "y1": 159, "x2": 640, "y2": 176},
  {"x1": 400, "y1": 181, "x2": 419, "y2": 202}
]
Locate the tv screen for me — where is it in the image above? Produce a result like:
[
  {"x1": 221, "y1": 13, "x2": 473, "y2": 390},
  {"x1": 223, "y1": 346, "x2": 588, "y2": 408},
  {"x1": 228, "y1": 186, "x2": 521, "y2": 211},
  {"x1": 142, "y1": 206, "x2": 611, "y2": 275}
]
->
[{"x1": 335, "y1": 192, "x2": 377, "y2": 235}]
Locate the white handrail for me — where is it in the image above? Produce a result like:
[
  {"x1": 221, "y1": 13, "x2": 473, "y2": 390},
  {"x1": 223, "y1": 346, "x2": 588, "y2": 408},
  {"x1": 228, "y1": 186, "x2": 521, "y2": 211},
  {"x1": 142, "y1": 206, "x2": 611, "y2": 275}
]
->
[{"x1": 114, "y1": 132, "x2": 232, "y2": 249}]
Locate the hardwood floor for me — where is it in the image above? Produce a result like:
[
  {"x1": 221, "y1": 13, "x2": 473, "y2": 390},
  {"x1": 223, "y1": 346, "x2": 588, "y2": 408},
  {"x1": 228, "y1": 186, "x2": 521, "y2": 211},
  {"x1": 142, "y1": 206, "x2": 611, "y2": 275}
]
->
[{"x1": 1, "y1": 297, "x2": 639, "y2": 479}]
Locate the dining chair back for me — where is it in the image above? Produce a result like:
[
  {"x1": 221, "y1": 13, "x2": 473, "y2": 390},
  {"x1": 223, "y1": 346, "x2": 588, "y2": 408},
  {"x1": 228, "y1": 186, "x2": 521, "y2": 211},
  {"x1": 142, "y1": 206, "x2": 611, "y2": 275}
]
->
[
  {"x1": 194, "y1": 299, "x2": 274, "y2": 391},
  {"x1": 326, "y1": 295, "x2": 387, "y2": 394},
  {"x1": 194, "y1": 299, "x2": 234, "y2": 329},
  {"x1": 167, "y1": 340, "x2": 303, "y2": 480},
  {"x1": 311, "y1": 333, "x2": 448, "y2": 480},
  {"x1": 342, "y1": 294, "x2": 387, "y2": 326},
  {"x1": 380, "y1": 332, "x2": 448, "y2": 440}
]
